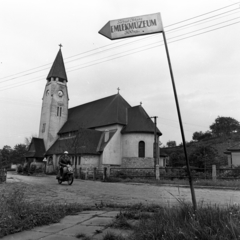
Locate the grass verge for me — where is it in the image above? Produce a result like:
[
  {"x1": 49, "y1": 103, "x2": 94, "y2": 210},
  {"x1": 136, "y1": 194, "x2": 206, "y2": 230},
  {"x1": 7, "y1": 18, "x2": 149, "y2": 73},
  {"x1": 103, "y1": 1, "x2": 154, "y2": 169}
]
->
[
  {"x1": 104, "y1": 202, "x2": 240, "y2": 240},
  {"x1": 106, "y1": 177, "x2": 240, "y2": 189},
  {"x1": 0, "y1": 186, "x2": 84, "y2": 238}
]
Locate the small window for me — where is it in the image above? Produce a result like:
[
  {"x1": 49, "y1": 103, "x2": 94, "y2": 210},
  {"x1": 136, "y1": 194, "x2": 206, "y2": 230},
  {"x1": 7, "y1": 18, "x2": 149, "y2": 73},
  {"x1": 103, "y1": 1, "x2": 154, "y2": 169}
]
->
[
  {"x1": 57, "y1": 107, "x2": 62, "y2": 117},
  {"x1": 42, "y1": 123, "x2": 46, "y2": 133},
  {"x1": 138, "y1": 141, "x2": 145, "y2": 157}
]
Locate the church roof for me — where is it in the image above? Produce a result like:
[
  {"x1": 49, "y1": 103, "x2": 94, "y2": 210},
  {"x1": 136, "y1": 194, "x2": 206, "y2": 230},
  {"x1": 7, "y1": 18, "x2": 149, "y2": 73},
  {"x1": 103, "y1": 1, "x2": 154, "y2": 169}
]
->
[
  {"x1": 47, "y1": 49, "x2": 68, "y2": 82},
  {"x1": 58, "y1": 94, "x2": 131, "y2": 133},
  {"x1": 46, "y1": 128, "x2": 113, "y2": 155},
  {"x1": 26, "y1": 138, "x2": 46, "y2": 158},
  {"x1": 121, "y1": 105, "x2": 162, "y2": 136}
]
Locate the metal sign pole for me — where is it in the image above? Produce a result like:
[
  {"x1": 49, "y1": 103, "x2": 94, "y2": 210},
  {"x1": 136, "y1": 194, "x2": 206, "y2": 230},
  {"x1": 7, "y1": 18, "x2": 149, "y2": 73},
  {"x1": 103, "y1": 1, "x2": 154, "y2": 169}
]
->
[{"x1": 162, "y1": 31, "x2": 197, "y2": 211}]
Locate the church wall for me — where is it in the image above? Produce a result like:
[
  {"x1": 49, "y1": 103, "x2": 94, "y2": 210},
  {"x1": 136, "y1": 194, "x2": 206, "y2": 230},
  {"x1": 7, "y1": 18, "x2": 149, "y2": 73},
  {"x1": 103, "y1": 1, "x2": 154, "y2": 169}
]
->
[
  {"x1": 39, "y1": 79, "x2": 68, "y2": 151},
  {"x1": 122, "y1": 157, "x2": 154, "y2": 168},
  {"x1": 80, "y1": 155, "x2": 100, "y2": 170},
  {"x1": 95, "y1": 125, "x2": 123, "y2": 165},
  {"x1": 122, "y1": 133, "x2": 155, "y2": 158}
]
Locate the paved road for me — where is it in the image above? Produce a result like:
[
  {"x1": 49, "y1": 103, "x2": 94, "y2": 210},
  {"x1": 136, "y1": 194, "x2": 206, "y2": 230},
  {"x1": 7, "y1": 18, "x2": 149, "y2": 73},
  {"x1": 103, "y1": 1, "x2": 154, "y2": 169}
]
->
[{"x1": 4, "y1": 172, "x2": 240, "y2": 207}]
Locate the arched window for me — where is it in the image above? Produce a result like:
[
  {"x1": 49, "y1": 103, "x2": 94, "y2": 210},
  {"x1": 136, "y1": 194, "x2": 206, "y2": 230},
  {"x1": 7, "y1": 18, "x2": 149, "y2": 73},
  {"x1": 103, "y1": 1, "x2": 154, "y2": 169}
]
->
[{"x1": 138, "y1": 141, "x2": 145, "y2": 157}]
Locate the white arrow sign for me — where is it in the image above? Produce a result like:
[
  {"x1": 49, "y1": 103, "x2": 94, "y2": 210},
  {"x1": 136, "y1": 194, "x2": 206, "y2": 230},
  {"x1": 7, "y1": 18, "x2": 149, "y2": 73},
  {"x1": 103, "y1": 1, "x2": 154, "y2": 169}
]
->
[{"x1": 99, "y1": 13, "x2": 163, "y2": 40}]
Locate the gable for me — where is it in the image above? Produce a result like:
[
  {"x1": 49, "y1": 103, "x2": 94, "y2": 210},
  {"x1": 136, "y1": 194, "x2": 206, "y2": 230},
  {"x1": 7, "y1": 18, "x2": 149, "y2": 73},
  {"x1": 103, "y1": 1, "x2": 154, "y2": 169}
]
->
[
  {"x1": 26, "y1": 138, "x2": 46, "y2": 158},
  {"x1": 121, "y1": 105, "x2": 162, "y2": 135}
]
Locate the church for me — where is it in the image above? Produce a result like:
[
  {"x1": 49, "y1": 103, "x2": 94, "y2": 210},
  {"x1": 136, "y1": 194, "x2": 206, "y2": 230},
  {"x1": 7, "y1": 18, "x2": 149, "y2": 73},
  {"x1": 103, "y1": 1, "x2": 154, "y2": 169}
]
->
[{"x1": 26, "y1": 48, "x2": 162, "y2": 173}]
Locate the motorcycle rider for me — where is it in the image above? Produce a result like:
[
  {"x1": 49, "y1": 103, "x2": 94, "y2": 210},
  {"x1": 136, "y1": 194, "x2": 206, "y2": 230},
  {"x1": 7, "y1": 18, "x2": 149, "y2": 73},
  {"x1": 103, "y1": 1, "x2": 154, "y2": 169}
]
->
[{"x1": 59, "y1": 151, "x2": 72, "y2": 179}]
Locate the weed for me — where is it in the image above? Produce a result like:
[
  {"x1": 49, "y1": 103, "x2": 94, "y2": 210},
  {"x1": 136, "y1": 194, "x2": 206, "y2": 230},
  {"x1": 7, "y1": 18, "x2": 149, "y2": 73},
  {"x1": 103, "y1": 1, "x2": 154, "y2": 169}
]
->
[
  {"x1": 0, "y1": 186, "x2": 83, "y2": 238},
  {"x1": 102, "y1": 232, "x2": 127, "y2": 240},
  {"x1": 76, "y1": 233, "x2": 91, "y2": 240}
]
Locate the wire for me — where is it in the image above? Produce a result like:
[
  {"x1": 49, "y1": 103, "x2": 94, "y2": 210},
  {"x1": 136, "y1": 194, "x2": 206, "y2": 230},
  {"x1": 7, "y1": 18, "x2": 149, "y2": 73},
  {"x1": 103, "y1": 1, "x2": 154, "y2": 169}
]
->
[
  {"x1": 0, "y1": 2, "x2": 239, "y2": 82},
  {"x1": 1, "y1": 18, "x2": 239, "y2": 92},
  {"x1": 166, "y1": 2, "x2": 240, "y2": 27}
]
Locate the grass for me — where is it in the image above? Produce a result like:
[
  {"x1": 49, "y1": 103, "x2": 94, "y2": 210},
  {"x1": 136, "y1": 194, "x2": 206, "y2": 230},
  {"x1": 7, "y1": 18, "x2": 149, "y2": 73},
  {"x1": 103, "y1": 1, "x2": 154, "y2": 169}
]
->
[
  {"x1": 76, "y1": 233, "x2": 91, "y2": 240},
  {"x1": 0, "y1": 185, "x2": 84, "y2": 238},
  {"x1": 2, "y1": 182, "x2": 240, "y2": 240},
  {"x1": 104, "y1": 202, "x2": 240, "y2": 240},
  {"x1": 106, "y1": 177, "x2": 240, "y2": 189}
]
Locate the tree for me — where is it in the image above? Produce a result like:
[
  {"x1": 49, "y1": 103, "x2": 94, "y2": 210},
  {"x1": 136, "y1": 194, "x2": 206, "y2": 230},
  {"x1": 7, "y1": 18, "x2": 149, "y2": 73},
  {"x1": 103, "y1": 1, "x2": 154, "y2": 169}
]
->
[
  {"x1": 189, "y1": 145, "x2": 219, "y2": 168},
  {"x1": 192, "y1": 131, "x2": 212, "y2": 141},
  {"x1": 166, "y1": 140, "x2": 176, "y2": 148},
  {"x1": 1, "y1": 145, "x2": 13, "y2": 166},
  {"x1": 210, "y1": 116, "x2": 240, "y2": 137},
  {"x1": 11, "y1": 144, "x2": 28, "y2": 164},
  {"x1": 169, "y1": 149, "x2": 186, "y2": 167}
]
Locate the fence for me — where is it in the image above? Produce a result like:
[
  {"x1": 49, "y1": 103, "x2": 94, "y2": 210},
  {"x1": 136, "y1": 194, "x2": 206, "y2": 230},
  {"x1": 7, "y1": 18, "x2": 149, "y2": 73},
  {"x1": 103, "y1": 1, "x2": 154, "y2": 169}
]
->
[
  {"x1": 53, "y1": 165, "x2": 240, "y2": 182},
  {"x1": 107, "y1": 165, "x2": 240, "y2": 181}
]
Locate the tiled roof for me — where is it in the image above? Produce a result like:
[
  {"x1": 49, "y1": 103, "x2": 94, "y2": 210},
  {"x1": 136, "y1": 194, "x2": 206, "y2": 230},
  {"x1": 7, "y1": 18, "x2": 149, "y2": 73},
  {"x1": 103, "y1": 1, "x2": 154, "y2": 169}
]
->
[
  {"x1": 47, "y1": 49, "x2": 68, "y2": 82},
  {"x1": 46, "y1": 128, "x2": 103, "y2": 155},
  {"x1": 121, "y1": 105, "x2": 162, "y2": 135},
  {"x1": 59, "y1": 94, "x2": 131, "y2": 133},
  {"x1": 26, "y1": 138, "x2": 46, "y2": 158},
  {"x1": 227, "y1": 143, "x2": 240, "y2": 152}
]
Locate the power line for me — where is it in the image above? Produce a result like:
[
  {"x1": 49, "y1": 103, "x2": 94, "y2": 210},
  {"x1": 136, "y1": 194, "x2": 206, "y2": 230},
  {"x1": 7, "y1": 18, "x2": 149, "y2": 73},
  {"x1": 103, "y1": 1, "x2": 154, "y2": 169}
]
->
[
  {"x1": 166, "y1": 2, "x2": 240, "y2": 27},
  {"x1": 0, "y1": 2, "x2": 239, "y2": 82},
  {"x1": 1, "y1": 18, "x2": 239, "y2": 92}
]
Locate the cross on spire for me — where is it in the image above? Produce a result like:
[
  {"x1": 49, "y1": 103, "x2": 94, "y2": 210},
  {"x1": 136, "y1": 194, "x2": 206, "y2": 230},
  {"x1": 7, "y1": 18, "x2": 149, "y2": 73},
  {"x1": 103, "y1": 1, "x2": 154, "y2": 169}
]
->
[
  {"x1": 117, "y1": 87, "x2": 120, "y2": 94},
  {"x1": 59, "y1": 44, "x2": 63, "y2": 48}
]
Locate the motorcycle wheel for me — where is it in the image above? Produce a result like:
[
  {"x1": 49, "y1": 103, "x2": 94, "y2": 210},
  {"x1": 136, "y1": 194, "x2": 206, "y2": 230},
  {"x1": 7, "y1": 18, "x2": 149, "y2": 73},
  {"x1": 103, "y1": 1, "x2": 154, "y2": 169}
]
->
[
  {"x1": 58, "y1": 179, "x2": 62, "y2": 184},
  {"x1": 68, "y1": 175, "x2": 74, "y2": 185}
]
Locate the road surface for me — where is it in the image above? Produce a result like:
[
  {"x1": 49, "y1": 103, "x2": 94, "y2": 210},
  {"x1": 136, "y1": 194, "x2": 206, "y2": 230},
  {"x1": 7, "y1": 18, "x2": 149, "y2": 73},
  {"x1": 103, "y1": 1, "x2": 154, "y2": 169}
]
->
[{"x1": 4, "y1": 172, "x2": 240, "y2": 207}]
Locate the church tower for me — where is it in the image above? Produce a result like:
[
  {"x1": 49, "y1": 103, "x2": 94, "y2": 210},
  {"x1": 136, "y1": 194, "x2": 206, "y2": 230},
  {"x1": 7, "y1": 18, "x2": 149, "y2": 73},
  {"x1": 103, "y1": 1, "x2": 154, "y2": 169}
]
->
[{"x1": 38, "y1": 47, "x2": 69, "y2": 150}]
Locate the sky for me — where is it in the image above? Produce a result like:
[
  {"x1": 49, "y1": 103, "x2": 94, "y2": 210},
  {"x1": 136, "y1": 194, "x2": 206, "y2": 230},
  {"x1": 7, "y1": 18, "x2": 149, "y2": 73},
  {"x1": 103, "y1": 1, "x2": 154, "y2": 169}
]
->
[{"x1": 0, "y1": 0, "x2": 240, "y2": 149}]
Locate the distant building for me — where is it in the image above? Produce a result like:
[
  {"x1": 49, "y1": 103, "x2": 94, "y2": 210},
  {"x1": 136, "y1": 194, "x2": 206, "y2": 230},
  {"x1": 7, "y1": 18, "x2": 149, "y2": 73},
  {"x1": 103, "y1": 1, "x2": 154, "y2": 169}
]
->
[{"x1": 26, "y1": 48, "x2": 162, "y2": 172}]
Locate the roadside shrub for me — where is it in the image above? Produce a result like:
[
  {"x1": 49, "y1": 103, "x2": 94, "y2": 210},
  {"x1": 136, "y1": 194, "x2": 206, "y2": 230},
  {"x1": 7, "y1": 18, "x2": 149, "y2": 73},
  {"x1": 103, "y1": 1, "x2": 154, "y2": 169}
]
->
[
  {"x1": 16, "y1": 164, "x2": 23, "y2": 173},
  {"x1": 29, "y1": 163, "x2": 36, "y2": 174}
]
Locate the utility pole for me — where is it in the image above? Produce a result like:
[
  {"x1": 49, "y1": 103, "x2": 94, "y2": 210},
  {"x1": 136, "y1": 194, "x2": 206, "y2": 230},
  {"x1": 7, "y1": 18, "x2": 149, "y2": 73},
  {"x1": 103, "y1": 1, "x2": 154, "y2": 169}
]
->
[
  {"x1": 151, "y1": 116, "x2": 158, "y2": 170},
  {"x1": 162, "y1": 31, "x2": 197, "y2": 211}
]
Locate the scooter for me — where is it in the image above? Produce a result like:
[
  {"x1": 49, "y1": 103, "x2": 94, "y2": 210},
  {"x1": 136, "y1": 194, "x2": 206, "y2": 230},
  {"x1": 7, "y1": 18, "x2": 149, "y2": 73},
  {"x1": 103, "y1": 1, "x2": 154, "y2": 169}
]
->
[{"x1": 57, "y1": 165, "x2": 74, "y2": 185}]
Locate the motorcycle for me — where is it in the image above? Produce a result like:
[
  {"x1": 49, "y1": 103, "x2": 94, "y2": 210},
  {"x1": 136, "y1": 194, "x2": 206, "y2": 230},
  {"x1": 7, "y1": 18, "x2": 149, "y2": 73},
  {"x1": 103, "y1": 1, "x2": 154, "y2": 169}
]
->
[{"x1": 57, "y1": 164, "x2": 74, "y2": 185}]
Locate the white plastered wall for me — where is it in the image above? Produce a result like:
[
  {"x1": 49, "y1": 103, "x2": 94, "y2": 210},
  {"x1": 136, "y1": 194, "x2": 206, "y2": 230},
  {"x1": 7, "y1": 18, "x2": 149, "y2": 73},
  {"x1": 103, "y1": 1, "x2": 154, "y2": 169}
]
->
[
  {"x1": 122, "y1": 133, "x2": 154, "y2": 158},
  {"x1": 232, "y1": 152, "x2": 240, "y2": 166},
  {"x1": 95, "y1": 124, "x2": 123, "y2": 165}
]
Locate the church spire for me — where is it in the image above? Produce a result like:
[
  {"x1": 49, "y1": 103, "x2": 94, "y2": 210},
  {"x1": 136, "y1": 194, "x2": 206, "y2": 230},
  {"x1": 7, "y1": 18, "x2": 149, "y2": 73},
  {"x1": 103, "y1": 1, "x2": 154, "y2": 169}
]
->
[{"x1": 46, "y1": 46, "x2": 68, "y2": 82}]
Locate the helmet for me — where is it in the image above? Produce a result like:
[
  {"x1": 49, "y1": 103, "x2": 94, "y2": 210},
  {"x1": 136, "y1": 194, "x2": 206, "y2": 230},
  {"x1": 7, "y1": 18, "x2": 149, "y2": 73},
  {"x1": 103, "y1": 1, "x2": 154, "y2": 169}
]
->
[{"x1": 64, "y1": 151, "x2": 68, "y2": 154}]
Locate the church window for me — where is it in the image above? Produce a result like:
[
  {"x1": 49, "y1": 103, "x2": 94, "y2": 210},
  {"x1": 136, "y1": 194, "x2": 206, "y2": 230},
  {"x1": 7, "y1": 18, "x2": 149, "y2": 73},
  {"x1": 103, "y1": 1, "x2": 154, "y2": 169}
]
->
[
  {"x1": 138, "y1": 141, "x2": 145, "y2": 158},
  {"x1": 42, "y1": 123, "x2": 46, "y2": 133},
  {"x1": 57, "y1": 107, "x2": 62, "y2": 117}
]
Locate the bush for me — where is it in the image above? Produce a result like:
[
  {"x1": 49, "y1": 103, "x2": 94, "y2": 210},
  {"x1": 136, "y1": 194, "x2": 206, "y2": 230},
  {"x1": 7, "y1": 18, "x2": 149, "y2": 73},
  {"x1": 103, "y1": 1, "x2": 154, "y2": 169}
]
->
[
  {"x1": 16, "y1": 164, "x2": 23, "y2": 173},
  {"x1": 29, "y1": 163, "x2": 36, "y2": 174}
]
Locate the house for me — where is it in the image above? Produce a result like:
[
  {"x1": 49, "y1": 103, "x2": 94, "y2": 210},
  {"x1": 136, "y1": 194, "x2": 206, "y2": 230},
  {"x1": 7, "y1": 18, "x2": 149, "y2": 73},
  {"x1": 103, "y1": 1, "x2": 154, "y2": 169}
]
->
[
  {"x1": 224, "y1": 143, "x2": 240, "y2": 167},
  {"x1": 26, "y1": 48, "x2": 162, "y2": 173}
]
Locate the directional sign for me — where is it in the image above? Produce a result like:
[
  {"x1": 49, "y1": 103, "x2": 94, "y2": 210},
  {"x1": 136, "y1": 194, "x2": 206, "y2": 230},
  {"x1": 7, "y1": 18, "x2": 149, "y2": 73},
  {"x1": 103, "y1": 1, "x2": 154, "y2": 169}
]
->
[{"x1": 99, "y1": 13, "x2": 163, "y2": 40}]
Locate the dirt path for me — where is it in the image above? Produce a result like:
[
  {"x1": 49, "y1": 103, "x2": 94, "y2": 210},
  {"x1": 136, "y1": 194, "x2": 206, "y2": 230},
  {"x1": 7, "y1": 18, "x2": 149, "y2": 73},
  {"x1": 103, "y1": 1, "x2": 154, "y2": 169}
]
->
[{"x1": 4, "y1": 172, "x2": 240, "y2": 207}]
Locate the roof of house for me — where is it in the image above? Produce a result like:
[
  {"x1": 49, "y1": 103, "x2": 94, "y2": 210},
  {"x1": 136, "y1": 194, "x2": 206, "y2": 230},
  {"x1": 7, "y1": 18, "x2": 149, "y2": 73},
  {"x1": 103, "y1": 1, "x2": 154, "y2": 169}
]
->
[
  {"x1": 46, "y1": 49, "x2": 68, "y2": 82},
  {"x1": 121, "y1": 105, "x2": 162, "y2": 136},
  {"x1": 26, "y1": 138, "x2": 46, "y2": 158},
  {"x1": 59, "y1": 94, "x2": 131, "y2": 134},
  {"x1": 46, "y1": 128, "x2": 104, "y2": 155},
  {"x1": 227, "y1": 143, "x2": 240, "y2": 152}
]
